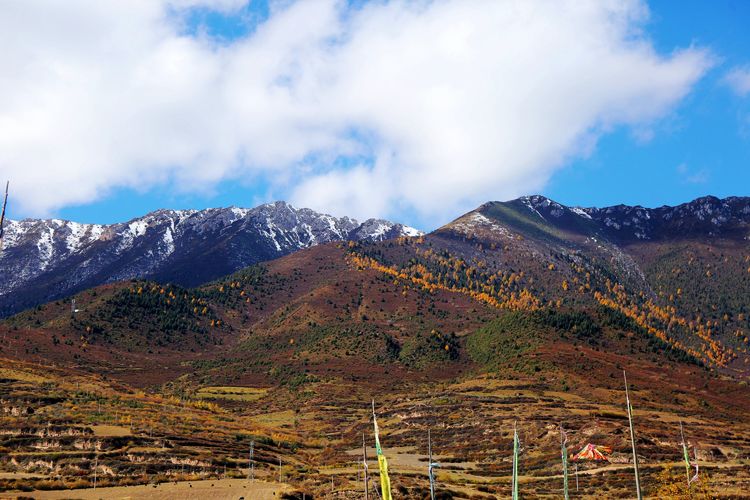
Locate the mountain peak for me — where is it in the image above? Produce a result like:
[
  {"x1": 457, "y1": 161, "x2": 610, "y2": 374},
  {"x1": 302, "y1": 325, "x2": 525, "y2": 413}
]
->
[
  {"x1": 257, "y1": 200, "x2": 296, "y2": 211},
  {"x1": 450, "y1": 195, "x2": 750, "y2": 244},
  {"x1": 519, "y1": 194, "x2": 555, "y2": 205}
]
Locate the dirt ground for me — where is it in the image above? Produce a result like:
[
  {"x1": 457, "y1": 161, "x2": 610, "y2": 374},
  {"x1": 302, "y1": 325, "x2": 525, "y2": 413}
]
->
[{"x1": 8, "y1": 479, "x2": 290, "y2": 500}]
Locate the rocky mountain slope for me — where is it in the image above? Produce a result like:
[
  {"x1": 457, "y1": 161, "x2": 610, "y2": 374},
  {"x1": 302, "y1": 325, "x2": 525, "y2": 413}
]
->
[
  {"x1": 0, "y1": 201, "x2": 420, "y2": 317},
  {"x1": 4, "y1": 194, "x2": 748, "y2": 378},
  {"x1": 359, "y1": 194, "x2": 750, "y2": 372},
  {"x1": 2, "y1": 194, "x2": 748, "y2": 372},
  {"x1": 515, "y1": 194, "x2": 750, "y2": 242}
]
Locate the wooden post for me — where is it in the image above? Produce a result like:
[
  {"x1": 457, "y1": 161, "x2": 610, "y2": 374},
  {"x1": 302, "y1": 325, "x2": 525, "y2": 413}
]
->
[{"x1": 624, "y1": 371, "x2": 642, "y2": 500}]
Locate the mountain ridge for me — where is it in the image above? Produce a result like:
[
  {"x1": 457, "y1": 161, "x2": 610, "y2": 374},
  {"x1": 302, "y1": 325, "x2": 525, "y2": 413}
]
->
[
  {"x1": 2, "y1": 194, "x2": 749, "y2": 325},
  {"x1": 0, "y1": 200, "x2": 421, "y2": 317},
  {"x1": 509, "y1": 194, "x2": 750, "y2": 242}
]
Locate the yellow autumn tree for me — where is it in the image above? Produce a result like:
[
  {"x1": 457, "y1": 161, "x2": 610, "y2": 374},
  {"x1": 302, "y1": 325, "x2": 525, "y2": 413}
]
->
[{"x1": 652, "y1": 467, "x2": 712, "y2": 499}]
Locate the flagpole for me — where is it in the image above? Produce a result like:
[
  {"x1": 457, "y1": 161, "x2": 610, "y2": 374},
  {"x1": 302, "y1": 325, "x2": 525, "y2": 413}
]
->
[
  {"x1": 624, "y1": 371, "x2": 642, "y2": 500},
  {"x1": 249, "y1": 440, "x2": 254, "y2": 481},
  {"x1": 512, "y1": 421, "x2": 519, "y2": 500},
  {"x1": 428, "y1": 429, "x2": 436, "y2": 500},
  {"x1": 0, "y1": 181, "x2": 8, "y2": 253},
  {"x1": 363, "y1": 432, "x2": 369, "y2": 500},
  {"x1": 680, "y1": 420, "x2": 690, "y2": 488},
  {"x1": 560, "y1": 424, "x2": 569, "y2": 500},
  {"x1": 681, "y1": 422, "x2": 700, "y2": 487}
]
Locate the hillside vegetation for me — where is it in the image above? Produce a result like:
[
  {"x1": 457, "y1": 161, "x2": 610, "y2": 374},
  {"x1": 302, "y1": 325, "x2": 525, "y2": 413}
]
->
[{"x1": 1, "y1": 196, "x2": 750, "y2": 497}]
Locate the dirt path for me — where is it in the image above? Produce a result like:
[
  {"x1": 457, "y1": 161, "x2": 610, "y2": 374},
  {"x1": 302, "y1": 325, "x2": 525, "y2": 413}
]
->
[{"x1": 14, "y1": 478, "x2": 290, "y2": 500}]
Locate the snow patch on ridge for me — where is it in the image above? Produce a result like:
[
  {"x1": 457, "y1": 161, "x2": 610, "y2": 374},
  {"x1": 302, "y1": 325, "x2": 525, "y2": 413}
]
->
[
  {"x1": 368, "y1": 222, "x2": 391, "y2": 240},
  {"x1": 229, "y1": 207, "x2": 250, "y2": 222},
  {"x1": 521, "y1": 198, "x2": 546, "y2": 220},
  {"x1": 402, "y1": 226, "x2": 422, "y2": 237},
  {"x1": 571, "y1": 207, "x2": 592, "y2": 219},
  {"x1": 65, "y1": 221, "x2": 105, "y2": 253},
  {"x1": 161, "y1": 227, "x2": 175, "y2": 255},
  {"x1": 36, "y1": 226, "x2": 55, "y2": 271},
  {"x1": 450, "y1": 212, "x2": 511, "y2": 237}
]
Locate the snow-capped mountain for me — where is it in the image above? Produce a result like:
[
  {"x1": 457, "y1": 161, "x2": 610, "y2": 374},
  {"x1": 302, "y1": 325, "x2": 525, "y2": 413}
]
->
[
  {"x1": 0, "y1": 201, "x2": 421, "y2": 317},
  {"x1": 516, "y1": 195, "x2": 750, "y2": 241},
  {"x1": 439, "y1": 194, "x2": 750, "y2": 300},
  {"x1": 444, "y1": 195, "x2": 750, "y2": 243}
]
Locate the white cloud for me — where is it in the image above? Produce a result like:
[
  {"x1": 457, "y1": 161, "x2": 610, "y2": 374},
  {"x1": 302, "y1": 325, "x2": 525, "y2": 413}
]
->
[
  {"x1": 724, "y1": 66, "x2": 750, "y2": 97},
  {"x1": 0, "y1": 0, "x2": 712, "y2": 224},
  {"x1": 676, "y1": 163, "x2": 708, "y2": 184},
  {"x1": 168, "y1": 0, "x2": 247, "y2": 11}
]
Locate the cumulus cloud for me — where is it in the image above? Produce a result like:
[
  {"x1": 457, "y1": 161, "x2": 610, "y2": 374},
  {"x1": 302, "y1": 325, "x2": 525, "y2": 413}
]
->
[
  {"x1": 724, "y1": 66, "x2": 750, "y2": 97},
  {"x1": 0, "y1": 0, "x2": 712, "y2": 224}
]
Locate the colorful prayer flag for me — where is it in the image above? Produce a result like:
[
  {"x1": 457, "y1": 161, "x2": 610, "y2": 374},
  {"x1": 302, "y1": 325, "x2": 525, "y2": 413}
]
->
[
  {"x1": 682, "y1": 443, "x2": 693, "y2": 484},
  {"x1": 428, "y1": 429, "x2": 439, "y2": 500},
  {"x1": 372, "y1": 401, "x2": 392, "y2": 500},
  {"x1": 680, "y1": 421, "x2": 699, "y2": 486},
  {"x1": 571, "y1": 443, "x2": 612, "y2": 461}
]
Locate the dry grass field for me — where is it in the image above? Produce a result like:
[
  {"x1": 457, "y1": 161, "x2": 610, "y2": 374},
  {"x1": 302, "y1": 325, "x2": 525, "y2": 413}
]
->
[
  {"x1": 2, "y1": 350, "x2": 749, "y2": 499},
  {"x1": 17, "y1": 479, "x2": 288, "y2": 500}
]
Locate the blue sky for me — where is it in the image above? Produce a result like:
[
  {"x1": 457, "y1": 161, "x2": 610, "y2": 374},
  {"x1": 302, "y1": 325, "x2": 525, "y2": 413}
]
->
[
  {"x1": 2, "y1": 0, "x2": 748, "y2": 230},
  {"x1": 547, "y1": 0, "x2": 750, "y2": 209}
]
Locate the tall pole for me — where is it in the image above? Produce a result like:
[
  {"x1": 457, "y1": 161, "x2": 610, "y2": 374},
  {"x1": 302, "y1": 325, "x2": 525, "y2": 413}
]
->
[
  {"x1": 428, "y1": 429, "x2": 436, "y2": 500},
  {"x1": 363, "y1": 432, "x2": 369, "y2": 500},
  {"x1": 560, "y1": 424, "x2": 569, "y2": 500},
  {"x1": 680, "y1": 421, "x2": 699, "y2": 487},
  {"x1": 680, "y1": 420, "x2": 690, "y2": 487},
  {"x1": 512, "y1": 421, "x2": 519, "y2": 500},
  {"x1": 0, "y1": 181, "x2": 8, "y2": 252},
  {"x1": 249, "y1": 441, "x2": 254, "y2": 481},
  {"x1": 624, "y1": 371, "x2": 642, "y2": 500}
]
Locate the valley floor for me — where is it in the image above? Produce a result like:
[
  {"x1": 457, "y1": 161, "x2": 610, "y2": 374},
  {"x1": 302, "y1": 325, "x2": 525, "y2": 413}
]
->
[
  {"x1": 2, "y1": 351, "x2": 750, "y2": 499},
  {"x1": 14, "y1": 478, "x2": 287, "y2": 500}
]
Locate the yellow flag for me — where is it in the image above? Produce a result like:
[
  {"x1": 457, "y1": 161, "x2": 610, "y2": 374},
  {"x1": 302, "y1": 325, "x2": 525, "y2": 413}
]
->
[{"x1": 373, "y1": 401, "x2": 392, "y2": 500}]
